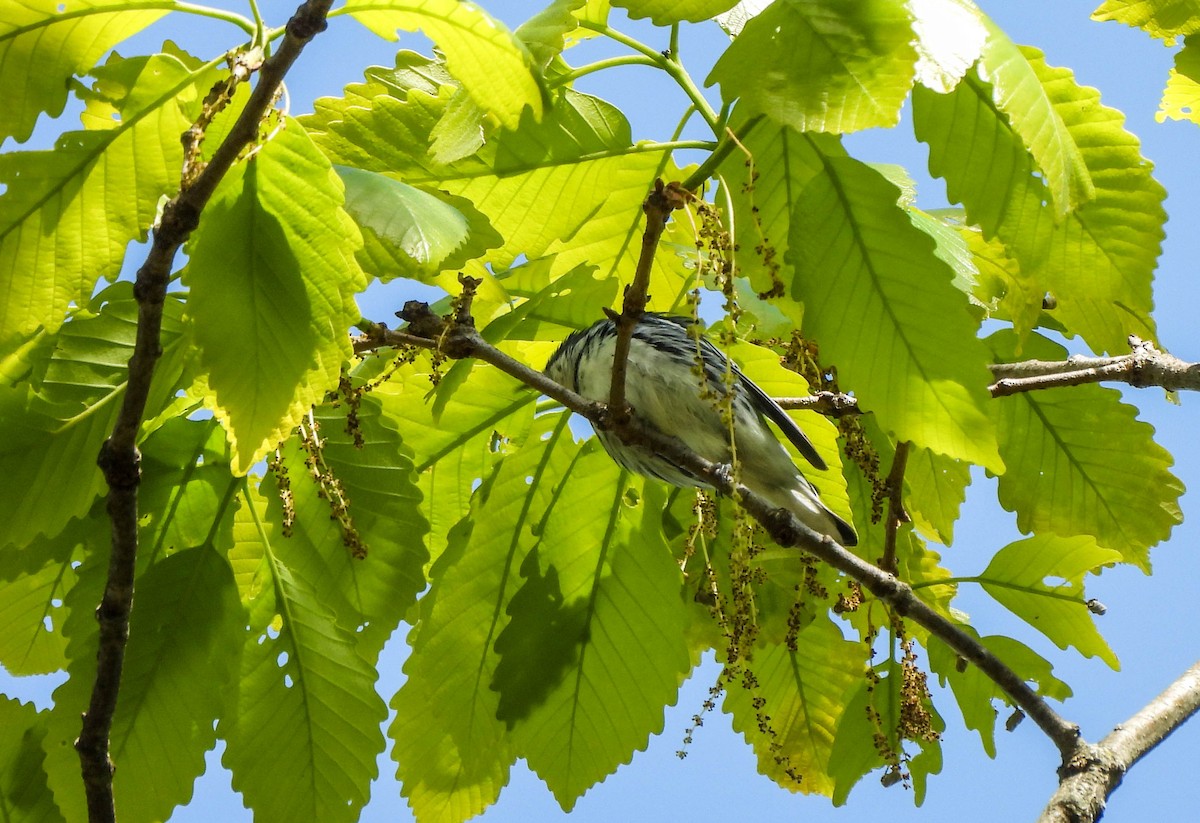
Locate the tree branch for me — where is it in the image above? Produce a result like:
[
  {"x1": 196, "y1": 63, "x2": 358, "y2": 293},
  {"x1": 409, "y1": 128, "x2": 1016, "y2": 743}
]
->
[
  {"x1": 360, "y1": 301, "x2": 1082, "y2": 760},
  {"x1": 774, "y1": 336, "x2": 1200, "y2": 416},
  {"x1": 79, "y1": 4, "x2": 335, "y2": 821},
  {"x1": 1037, "y1": 661, "x2": 1200, "y2": 823},
  {"x1": 880, "y1": 441, "x2": 910, "y2": 574},
  {"x1": 606, "y1": 179, "x2": 686, "y2": 422}
]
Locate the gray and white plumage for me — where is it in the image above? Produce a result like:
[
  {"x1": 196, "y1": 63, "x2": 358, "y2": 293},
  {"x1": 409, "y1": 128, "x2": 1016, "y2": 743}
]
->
[{"x1": 545, "y1": 314, "x2": 857, "y2": 546}]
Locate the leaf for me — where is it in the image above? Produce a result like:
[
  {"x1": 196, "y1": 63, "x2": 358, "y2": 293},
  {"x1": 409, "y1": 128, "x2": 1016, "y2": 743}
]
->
[
  {"x1": 725, "y1": 617, "x2": 863, "y2": 796},
  {"x1": 0, "y1": 51, "x2": 205, "y2": 350},
  {"x1": 107, "y1": 547, "x2": 245, "y2": 822},
  {"x1": 265, "y1": 395, "x2": 429, "y2": 661},
  {"x1": 715, "y1": 0, "x2": 772, "y2": 37},
  {"x1": 929, "y1": 632, "x2": 1072, "y2": 757},
  {"x1": 979, "y1": 535, "x2": 1122, "y2": 668},
  {"x1": 915, "y1": 43, "x2": 1166, "y2": 353},
  {"x1": 516, "y1": 0, "x2": 585, "y2": 69},
  {"x1": 220, "y1": 486, "x2": 387, "y2": 823},
  {"x1": 0, "y1": 285, "x2": 188, "y2": 549},
  {"x1": 909, "y1": 0, "x2": 987, "y2": 93},
  {"x1": 0, "y1": 0, "x2": 169, "y2": 144},
  {"x1": 343, "y1": 0, "x2": 543, "y2": 129},
  {"x1": 1092, "y1": 0, "x2": 1200, "y2": 42},
  {"x1": 185, "y1": 121, "x2": 366, "y2": 474},
  {"x1": 43, "y1": 539, "x2": 244, "y2": 822},
  {"x1": 391, "y1": 413, "x2": 577, "y2": 822},
  {"x1": 339, "y1": 167, "x2": 501, "y2": 282},
  {"x1": 786, "y1": 152, "x2": 1003, "y2": 471},
  {"x1": 707, "y1": 0, "x2": 917, "y2": 133},
  {"x1": 829, "y1": 666, "x2": 943, "y2": 805},
  {"x1": 0, "y1": 698, "x2": 64, "y2": 823},
  {"x1": 499, "y1": 455, "x2": 691, "y2": 810},
  {"x1": 612, "y1": 0, "x2": 740, "y2": 25},
  {"x1": 0, "y1": 542, "x2": 77, "y2": 675},
  {"x1": 976, "y1": 18, "x2": 1095, "y2": 217},
  {"x1": 1158, "y1": 35, "x2": 1200, "y2": 122},
  {"x1": 904, "y1": 445, "x2": 970, "y2": 545},
  {"x1": 988, "y1": 330, "x2": 1183, "y2": 570}
]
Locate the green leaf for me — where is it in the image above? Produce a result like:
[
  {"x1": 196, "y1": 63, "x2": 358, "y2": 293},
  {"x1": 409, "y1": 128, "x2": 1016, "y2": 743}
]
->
[
  {"x1": 265, "y1": 395, "x2": 429, "y2": 661},
  {"x1": 726, "y1": 617, "x2": 863, "y2": 796},
  {"x1": 716, "y1": 116, "x2": 838, "y2": 322},
  {"x1": 978, "y1": 18, "x2": 1095, "y2": 217},
  {"x1": 338, "y1": 165, "x2": 471, "y2": 263},
  {"x1": 0, "y1": 51, "x2": 205, "y2": 350},
  {"x1": 613, "y1": 0, "x2": 739, "y2": 25},
  {"x1": 929, "y1": 631, "x2": 1072, "y2": 757},
  {"x1": 220, "y1": 485, "x2": 387, "y2": 823},
  {"x1": 0, "y1": 285, "x2": 188, "y2": 549},
  {"x1": 829, "y1": 666, "x2": 943, "y2": 805},
  {"x1": 338, "y1": 166, "x2": 500, "y2": 282},
  {"x1": 185, "y1": 121, "x2": 366, "y2": 474},
  {"x1": 516, "y1": 0, "x2": 585, "y2": 69},
  {"x1": 0, "y1": 0, "x2": 169, "y2": 143},
  {"x1": 979, "y1": 535, "x2": 1122, "y2": 668},
  {"x1": 499, "y1": 454, "x2": 690, "y2": 810},
  {"x1": 1158, "y1": 35, "x2": 1200, "y2": 122},
  {"x1": 43, "y1": 538, "x2": 244, "y2": 822},
  {"x1": 0, "y1": 541, "x2": 77, "y2": 675},
  {"x1": 391, "y1": 413, "x2": 577, "y2": 822},
  {"x1": 0, "y1": 698, "x2": 64, "y2": 823},
  {"x1": 910, "y1": 0, "x2": 987, "y2": 93},
  {"x1": 108, "y1": 546, "x2": 244, "y2": 822},
  {"x1": 707, "y1": 0, "x2": 917, "y2": 133},
  {"x1": 343, "y1": 0, "x2": 543, "y2": 129},
  {"x1": 786, "y1": 153, "x2": 1002, "y2": 471},
  {"x1": 1092, "y1": 0, "x2": 1200, "y2": 42},
  {"x1": 904, "y1": 445, "x2": 970, "y2": 545},
  {"x1": 915, "y1": 43, "x2": 1166, "y2": 353},
  {"x1": 988, "y1": 330, "x2": 1183, "y2": 569}
]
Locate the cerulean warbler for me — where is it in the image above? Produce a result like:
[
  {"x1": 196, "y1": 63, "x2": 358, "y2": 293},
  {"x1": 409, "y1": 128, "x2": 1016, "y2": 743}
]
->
[{"x1": 545, "y1": 314, "x2": 857, "y2": 546}]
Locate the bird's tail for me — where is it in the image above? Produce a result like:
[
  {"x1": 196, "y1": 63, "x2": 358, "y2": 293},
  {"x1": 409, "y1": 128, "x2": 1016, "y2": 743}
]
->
[{"x1": 756, "y1": 482, "x2": 858, "y2": 547}]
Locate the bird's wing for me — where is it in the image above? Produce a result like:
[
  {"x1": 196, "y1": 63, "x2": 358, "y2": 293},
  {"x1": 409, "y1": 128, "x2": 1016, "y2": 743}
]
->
[{"x1": 732, "y1": 359, "x2": 828, "y2": 471}]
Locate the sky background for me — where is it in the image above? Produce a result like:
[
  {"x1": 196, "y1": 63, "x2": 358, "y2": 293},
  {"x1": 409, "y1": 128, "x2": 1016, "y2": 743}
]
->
[{"x1": 3, "y1": 1, "x2": 1199, "y2": 821}]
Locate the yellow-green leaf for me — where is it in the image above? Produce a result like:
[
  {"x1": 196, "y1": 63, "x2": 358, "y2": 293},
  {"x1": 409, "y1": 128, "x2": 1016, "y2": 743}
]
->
[
  {"x1": 185, "y1": 122, "x2": 366, "y2": 474},
  {"x1": 707, "y1": 0, "x2": 917, "y2": 133},
  {"x1": 343, "y1": 0, "x2": 543, "y2": 129},
  {"x1": 979, "y1": 535, "x2": 1122, "y2": 668}
]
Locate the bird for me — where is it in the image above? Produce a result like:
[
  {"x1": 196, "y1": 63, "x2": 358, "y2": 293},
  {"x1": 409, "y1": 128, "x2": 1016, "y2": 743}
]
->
[{"x1": 544, "y1": 313, "x2": 857, "y2": 546}]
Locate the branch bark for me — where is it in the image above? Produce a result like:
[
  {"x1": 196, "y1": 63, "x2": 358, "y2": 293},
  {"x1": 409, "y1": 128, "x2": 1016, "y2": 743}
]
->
[
  {"x1": 606, "y1": 179, "x2": 687, "y2": 419},
  {"x1": 1037, "y1": 661, "x2": 1200, "y2": 823},
  {"x1": 79, "y1": 4, "x2": 335, "y2": 821},
  {"x1": 773, "y1": 336, "x2": 1200, "y2": 415}
]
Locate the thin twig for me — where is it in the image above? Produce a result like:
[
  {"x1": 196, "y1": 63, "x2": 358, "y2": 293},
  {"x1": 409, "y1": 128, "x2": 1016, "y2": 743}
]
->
[
  {"x1": 880, "y1": 441, "x2": 910, "y2": 574},
  {"x1": 80, "y1": 4, "x2": 335, "y2": 821},
  {"x1": 606, "y1": 180, "x2": 686, "y2": 422},
  {"x1": 1037, "y1": 661, "x2": 1200, "y2": 823},
  {"x1": 366, "y1": 300, "x2": 1082, "y2": 759}
]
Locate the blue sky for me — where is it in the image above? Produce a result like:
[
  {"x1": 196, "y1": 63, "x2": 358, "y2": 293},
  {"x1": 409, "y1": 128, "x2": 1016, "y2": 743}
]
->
[{"x1": 4, "y1": 1, "x2": 1199, "y2": 821}]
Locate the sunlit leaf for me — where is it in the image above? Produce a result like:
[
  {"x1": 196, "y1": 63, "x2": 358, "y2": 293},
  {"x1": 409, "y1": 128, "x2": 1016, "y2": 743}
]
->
[
  {"x1": 786, "y1": 153, "x2": 1002, "y2": 470},
  {"x1": 185, "y1": 121, "x2": 366, "y2": 474},
  {"x1": 989, "y1": 330, "x2": 1183, "y2": 570},
  {"x1": 0, "y1": 51, "x2": 206, "y2": 350},
  {"x1": 979, "y1": 535, "x2": 1122, "y2": 667},
  {"x1": 500, "y1": 456, "x2": 690, "y2": 810},
  {"x1": 0, "y1": 0, "x2": 169, "y2": 143},
  {"x1": 708, "y1": 0, "x2": 917, "y2": 133},
  {"x1": 343, "y1": 0, "x2": 543, "y2": 129}
]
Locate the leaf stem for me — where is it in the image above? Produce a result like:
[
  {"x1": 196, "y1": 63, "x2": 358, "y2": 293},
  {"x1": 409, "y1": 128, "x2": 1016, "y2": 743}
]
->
[
  {"x1": 921, "y1": 576, "x2": 1094, "y2": 606},
  {"x1": 549, "y1": 54, "x2": 662, "y2": 87},
  {"x1": 578, "y1": 20, "x2": 720, "y2": 130},
  {"x1": 680, "y1": 115, "x2": 763, "y2": 192}
]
